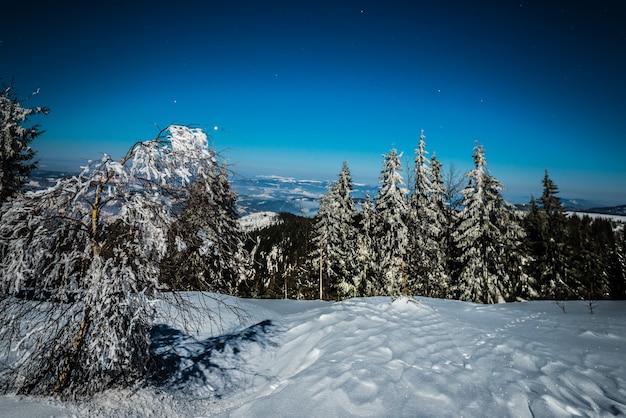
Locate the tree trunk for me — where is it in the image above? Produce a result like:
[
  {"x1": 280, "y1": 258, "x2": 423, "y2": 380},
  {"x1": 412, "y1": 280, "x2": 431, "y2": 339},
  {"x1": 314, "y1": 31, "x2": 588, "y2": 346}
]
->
[{"x1": 54, "y1": 305, "x2": 91, "y2": 393}]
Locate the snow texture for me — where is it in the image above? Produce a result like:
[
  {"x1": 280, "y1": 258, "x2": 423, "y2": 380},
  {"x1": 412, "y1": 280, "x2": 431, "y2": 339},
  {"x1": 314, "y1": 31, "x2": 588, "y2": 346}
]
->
[
  {"x1": 239, "y1": 211, "x2": 283, "y2": 233},
  {"x1": 2, "y1": 294, "x2": 625, "y2": 417}
]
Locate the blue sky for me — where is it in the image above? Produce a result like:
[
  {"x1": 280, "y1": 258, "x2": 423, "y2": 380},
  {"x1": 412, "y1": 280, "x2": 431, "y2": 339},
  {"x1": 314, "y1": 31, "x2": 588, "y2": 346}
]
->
[{"x1": 2, "y1": 1, "x2": 625, "y2": 204}]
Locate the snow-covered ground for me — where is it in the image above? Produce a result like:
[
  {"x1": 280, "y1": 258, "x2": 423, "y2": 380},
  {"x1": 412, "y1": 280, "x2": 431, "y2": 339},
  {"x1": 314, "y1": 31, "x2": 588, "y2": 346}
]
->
[
  {"x1": 2, "y1": 295, "x2": 625, "y2": 417},
  {"x1": 566, "y1": 211, "x2": 626, "y2": 225},
  {"x1": 238, "y1": 211, "x2": 282, "y2": 232}
]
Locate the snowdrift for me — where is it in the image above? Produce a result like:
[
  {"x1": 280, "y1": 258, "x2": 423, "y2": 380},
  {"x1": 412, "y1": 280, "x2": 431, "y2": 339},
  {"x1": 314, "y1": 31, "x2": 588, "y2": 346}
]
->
[{"x1": 1, "y1": 295, "x2": 625, "y2": 417}]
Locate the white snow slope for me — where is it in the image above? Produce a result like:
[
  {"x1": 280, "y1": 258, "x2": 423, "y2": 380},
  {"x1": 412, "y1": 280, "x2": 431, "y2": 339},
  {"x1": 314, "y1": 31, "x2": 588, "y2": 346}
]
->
[
  {"x1": 238, "y1": 211, "x2": 282, "y2": 232},
  {"x1": 2, "y1": 295, "x2": 625, "y2": 417}
]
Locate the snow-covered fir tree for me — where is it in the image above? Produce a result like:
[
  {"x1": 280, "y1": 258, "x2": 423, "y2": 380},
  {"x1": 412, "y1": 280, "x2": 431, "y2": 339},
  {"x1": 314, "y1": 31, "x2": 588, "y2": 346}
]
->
[
  {"x1": 312, "y1": 192, "x2": 334, "y2": 299},
  {"x1": 161, "y1": 162, "x2": 250, "y2": 294},
  {"x1": 527, "y1": 170, "x2": 570, "y2": 300},
  {"x1": 431, "y1": 154, "x2": 457, "y2": 297},
  {"x1": 406, "y1": 131, "x2": 449, "y2": 297},
  {"x1": 0, "y1": 125, "x2": 239, "y2": 398},
  {"x1": 330, "y1": 162, "x2": 360, "y2": 299},
  {"x1": 521, "y1": 196, "x2": 545, "y2": 275},
  {"x1": 451, "y1": 143, "x2": 527, "y2": 303},
  {"x1": 590, "y1": 218, "x2": 621, "y2": 300},
  {"x1": 311, "y1": 162, "x2": 358, "y2": 300},
  {"x1": 0, "y1": 82, "x2": 48, "y2": 205},
  {"x1": 566, "y1": 215, "x2": 610, "y2": 307},
  {"x1": 353, "y1": 194, "x2": 376, "y2": 297},
  {"x1": 373, "y1": 148, "x2": 409, "y2": 296}
]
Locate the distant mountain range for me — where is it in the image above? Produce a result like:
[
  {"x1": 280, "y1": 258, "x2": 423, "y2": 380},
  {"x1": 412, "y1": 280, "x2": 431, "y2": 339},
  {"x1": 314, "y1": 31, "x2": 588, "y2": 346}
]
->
[
  {"x1": 24, "y1": 170, "x2": 626, "y2": 218},
  {"x1": 233, "y1": 175, "x2": 378, "y2": 216},
  {"x1": 515, "y1": 200, "x2": 626, "y2": 216},
  {"x1": 583, "y1": 205, "x2": 626, "y2": 216}
]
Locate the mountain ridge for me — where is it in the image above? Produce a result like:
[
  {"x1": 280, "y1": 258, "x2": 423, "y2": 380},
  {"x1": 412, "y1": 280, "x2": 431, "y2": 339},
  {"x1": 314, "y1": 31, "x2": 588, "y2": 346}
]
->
[{"x1": 25, "y1": 170, "x2": 625, "y2": 217}]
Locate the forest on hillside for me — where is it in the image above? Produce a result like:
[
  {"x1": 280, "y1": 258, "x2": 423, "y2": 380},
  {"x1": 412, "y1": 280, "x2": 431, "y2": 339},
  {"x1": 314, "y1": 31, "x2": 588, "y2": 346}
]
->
[{"x1": 242, "y1": 133, "x2": 626, "y2": 305}]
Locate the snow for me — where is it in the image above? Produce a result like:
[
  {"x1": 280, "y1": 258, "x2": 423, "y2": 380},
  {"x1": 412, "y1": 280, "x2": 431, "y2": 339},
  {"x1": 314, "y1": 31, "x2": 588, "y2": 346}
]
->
[
  {"x1": 238, "y1": 211, "x2": 282, "y2": 232},
  {"x1": 1, "y1": 295, "x2": 625, "y2": 417},
  {"x1": 566, "y1": 211, "x2": 626, "y2": 224}
]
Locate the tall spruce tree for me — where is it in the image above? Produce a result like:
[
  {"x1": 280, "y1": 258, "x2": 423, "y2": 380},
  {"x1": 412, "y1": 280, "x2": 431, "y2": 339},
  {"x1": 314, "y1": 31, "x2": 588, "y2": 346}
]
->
[
  {"x1": 521, "y1": 196, "x2": 546, "y2": 279},
  {"x1": 0, "y1": 82, "x2": 48, "y2": 205},
  {"x1": 533, "y1": 170, "x2": 570, "y2": 300},
  {"x1": 433, "y1": 154, "x2": 460, "y2": 298},
  {"x1": 452, "y1": 143, "x2": 527, "y2": 303},
  {"x1": 311, "y1": 162, "x2": 358, "y2": 300},
  {"x1": 566, "y1": 215, "x2": 608, "y2": 308},
  {"x1": 591, "y1": 218, "x2": 621, "y2": 300},
  {"x1": 331, "y1": 162, "x2": 360, "y2": 299},
  {"x1": 312, "y1": 192, "x2": 334, "y2": 299},
  {"x1": 406, "y1": 131, "x2": 448, "y2": 297},
  {"x1": 373, "y1": 148, "x2": 409, "y2": 296},
  {"x1": 355, "y1": 194, "x2": 376, "y2": 297}
]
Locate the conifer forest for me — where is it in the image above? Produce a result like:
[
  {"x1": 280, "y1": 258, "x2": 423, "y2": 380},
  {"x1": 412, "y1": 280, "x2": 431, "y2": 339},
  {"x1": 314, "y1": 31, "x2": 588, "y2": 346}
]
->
[{"x1": 243, "y1": 132, "x2": 626, "y2": 305}]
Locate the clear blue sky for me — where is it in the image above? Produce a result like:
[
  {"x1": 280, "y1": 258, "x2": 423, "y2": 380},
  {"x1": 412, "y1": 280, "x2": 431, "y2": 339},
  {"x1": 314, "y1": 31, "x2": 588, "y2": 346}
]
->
[{"x1": 2, "y1": 1, "x2": 625, "y2": 204}]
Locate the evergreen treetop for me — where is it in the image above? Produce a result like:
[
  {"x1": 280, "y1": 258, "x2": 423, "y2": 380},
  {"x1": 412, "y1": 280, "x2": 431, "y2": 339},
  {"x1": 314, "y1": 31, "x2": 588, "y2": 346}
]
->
[{"x1": 0, "y1": 82, "x2": 48, "y2": 204}]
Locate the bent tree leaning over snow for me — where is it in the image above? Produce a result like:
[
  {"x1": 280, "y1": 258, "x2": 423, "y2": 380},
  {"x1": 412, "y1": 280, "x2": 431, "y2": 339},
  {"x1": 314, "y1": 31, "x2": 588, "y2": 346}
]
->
[{"x1": 0, "y1": 125, "x2": 245, "y2": 398}]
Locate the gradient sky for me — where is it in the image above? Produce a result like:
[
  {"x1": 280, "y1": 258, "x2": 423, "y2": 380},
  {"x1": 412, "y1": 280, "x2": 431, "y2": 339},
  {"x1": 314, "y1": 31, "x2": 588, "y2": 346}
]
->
[{"x1": 2, "y1": 1, "x2": 625, "y2": 204}]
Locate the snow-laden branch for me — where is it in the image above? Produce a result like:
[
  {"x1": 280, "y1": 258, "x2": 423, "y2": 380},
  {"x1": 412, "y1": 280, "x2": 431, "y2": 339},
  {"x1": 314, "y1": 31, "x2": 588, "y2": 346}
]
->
[{"x1": 0, "y1": 124, "x2": 241, "y2": 398}]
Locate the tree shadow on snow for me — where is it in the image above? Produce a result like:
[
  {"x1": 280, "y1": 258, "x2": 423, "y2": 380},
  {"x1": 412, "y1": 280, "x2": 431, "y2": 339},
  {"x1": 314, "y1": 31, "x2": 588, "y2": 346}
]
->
[{"x1": 148, "y1": 320, "x2": 278, "y2": 397}]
